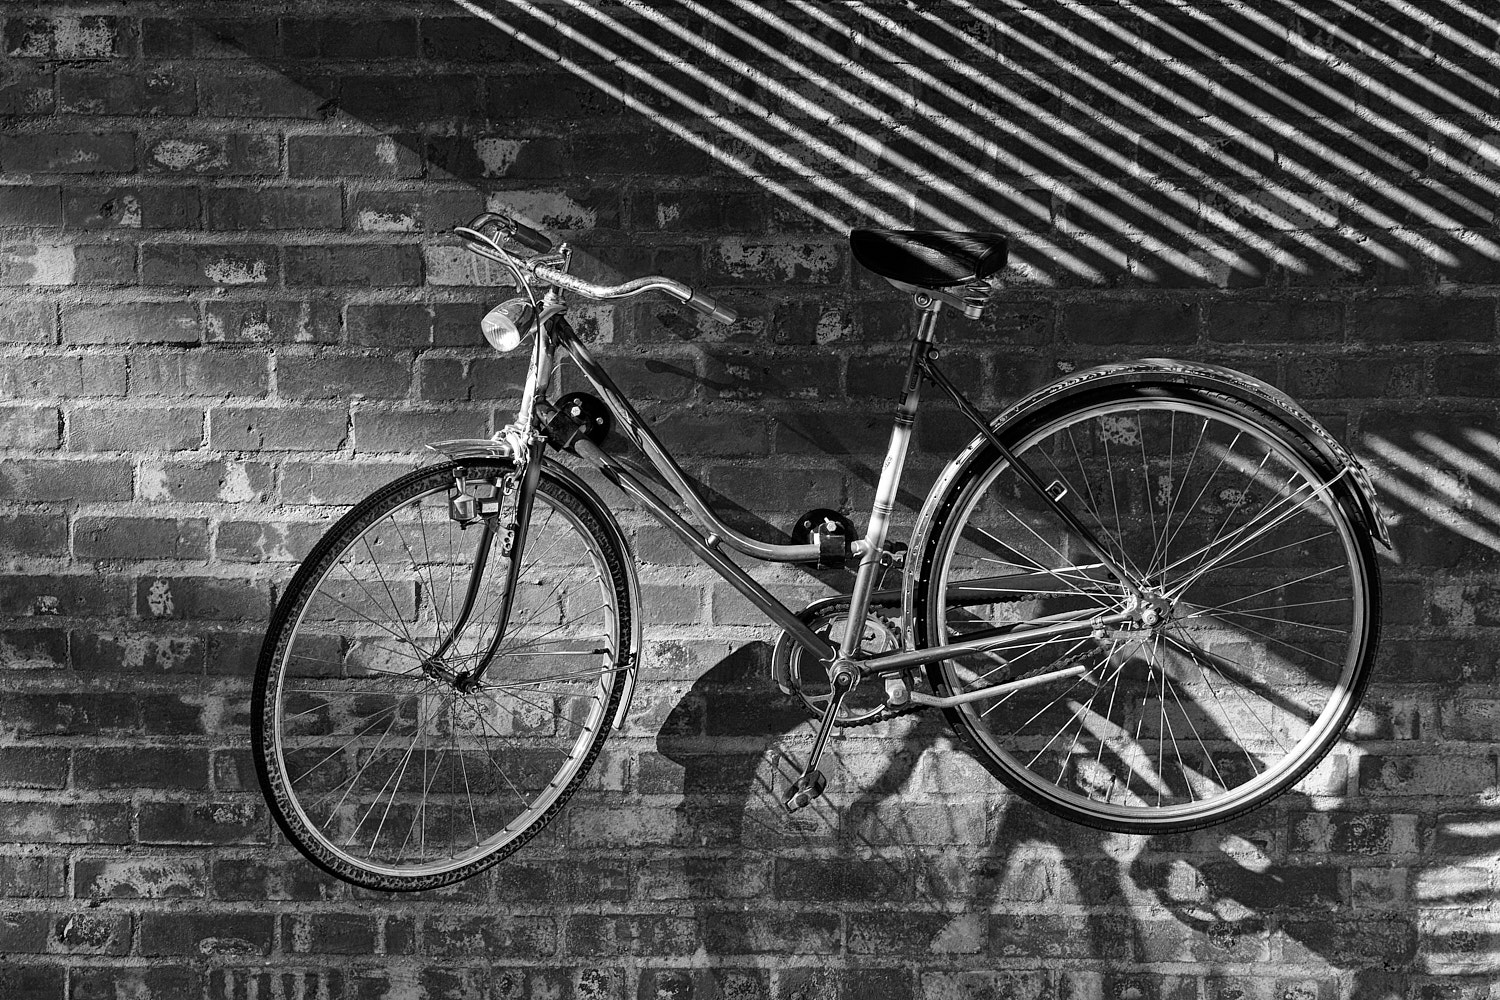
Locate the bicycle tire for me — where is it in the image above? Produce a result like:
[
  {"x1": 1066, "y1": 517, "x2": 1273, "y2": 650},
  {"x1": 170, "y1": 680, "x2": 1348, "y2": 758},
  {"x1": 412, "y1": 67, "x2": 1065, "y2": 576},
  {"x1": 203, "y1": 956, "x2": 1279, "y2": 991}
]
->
[
  {"x1": 253, "y1": 458, "x2": 634, "y2": 890},
  {"x1": 912, "y1": 385, "x2": 1381, "y2": 832}
]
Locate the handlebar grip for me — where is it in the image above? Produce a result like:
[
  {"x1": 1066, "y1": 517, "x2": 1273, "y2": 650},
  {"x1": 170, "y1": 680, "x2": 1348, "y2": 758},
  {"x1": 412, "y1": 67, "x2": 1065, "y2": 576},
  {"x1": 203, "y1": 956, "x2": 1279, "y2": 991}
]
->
[
  {"x1": 508, "y1": 220, "x2": 553, "y2": 254},
  {"x1": 683, "y1": 291, "x2": 737, "y2": 325}
]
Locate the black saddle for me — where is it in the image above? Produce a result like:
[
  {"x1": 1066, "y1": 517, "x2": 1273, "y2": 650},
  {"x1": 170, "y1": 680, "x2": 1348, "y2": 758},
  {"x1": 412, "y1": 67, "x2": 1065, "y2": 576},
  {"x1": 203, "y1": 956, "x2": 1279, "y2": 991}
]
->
[{"x1": 850, "y1": 229, "x2": 1008, "y2": 289}]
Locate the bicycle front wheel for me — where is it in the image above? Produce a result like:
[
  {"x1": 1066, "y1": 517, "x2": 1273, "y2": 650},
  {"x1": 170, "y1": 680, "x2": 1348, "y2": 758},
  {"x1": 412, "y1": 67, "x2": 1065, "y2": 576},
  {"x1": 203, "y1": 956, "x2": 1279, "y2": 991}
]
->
[
  {"x1": 253, "y1": 458, "x2": 634, "y2": 890},
  {"x1": 914, "y1": 387, "x2": 1380, "y2": 832}
]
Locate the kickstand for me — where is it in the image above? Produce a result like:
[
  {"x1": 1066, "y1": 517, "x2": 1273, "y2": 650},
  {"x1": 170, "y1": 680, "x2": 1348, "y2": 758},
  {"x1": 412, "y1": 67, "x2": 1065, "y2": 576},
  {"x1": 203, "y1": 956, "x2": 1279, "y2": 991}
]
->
[{"x1": 784, "y1": 672, "x2": 851, "y2": 812}]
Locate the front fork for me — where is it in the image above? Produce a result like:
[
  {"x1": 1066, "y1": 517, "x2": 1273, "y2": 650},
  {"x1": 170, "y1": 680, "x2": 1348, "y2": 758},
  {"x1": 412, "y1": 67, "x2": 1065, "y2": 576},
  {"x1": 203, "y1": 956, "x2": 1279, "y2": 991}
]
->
[{"x1": 423, "y1": 449, "x2": 545, "y2": 689}]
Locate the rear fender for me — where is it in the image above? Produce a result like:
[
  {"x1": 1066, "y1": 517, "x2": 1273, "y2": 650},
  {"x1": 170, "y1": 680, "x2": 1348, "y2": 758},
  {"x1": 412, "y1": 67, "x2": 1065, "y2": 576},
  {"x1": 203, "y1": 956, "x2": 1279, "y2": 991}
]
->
[{"x1": 903, "y1": 358, "x2": 1392, "y2": 636}]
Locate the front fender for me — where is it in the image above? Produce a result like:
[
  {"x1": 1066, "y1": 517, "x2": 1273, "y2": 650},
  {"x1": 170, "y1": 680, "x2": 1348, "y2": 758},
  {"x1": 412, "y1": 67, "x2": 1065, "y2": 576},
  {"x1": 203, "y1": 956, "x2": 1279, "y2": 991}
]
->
[{"x1": 426, "y1": 440, "x2": 643, "y2": 734}]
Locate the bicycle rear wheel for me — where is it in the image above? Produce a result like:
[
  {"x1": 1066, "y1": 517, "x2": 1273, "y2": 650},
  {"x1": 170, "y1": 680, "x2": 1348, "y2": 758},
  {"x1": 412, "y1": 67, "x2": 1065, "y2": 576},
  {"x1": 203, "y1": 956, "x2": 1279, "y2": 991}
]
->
[
  {"x1": 253, "y1": 458, "x2": 634, "y2": 890},
  {"x1": 914, "y1": 387, "x2": 1380, "y2": 832}
]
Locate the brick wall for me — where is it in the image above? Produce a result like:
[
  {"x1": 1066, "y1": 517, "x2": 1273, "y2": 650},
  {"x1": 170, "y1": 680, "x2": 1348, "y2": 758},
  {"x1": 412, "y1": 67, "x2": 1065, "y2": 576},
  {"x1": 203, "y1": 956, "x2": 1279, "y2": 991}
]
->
[{"x1": 1, "y1": 2, "x2": 1498, "y2": 998}]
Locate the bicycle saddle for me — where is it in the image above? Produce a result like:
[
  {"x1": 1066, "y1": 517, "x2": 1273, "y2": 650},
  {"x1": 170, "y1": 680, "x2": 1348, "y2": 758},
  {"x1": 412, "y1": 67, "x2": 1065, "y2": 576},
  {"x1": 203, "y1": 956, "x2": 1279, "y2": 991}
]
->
[{"x1": 849, "y1": 229, "x2": 1008, "y2": 289}]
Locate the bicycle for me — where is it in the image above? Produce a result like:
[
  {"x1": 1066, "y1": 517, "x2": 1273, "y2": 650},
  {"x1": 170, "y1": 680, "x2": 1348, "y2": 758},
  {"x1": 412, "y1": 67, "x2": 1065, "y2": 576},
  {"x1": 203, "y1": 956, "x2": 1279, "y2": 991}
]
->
[{"x1": 252, "y1": 213, "x2": 1388, "y2": 891}]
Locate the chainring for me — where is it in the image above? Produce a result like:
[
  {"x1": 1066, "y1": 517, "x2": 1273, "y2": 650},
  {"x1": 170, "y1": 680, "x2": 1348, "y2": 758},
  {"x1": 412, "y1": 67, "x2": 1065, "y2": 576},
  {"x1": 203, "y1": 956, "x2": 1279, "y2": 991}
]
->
[{"x1": 771, "y1": 597, "x2": 927, "y2": 728}]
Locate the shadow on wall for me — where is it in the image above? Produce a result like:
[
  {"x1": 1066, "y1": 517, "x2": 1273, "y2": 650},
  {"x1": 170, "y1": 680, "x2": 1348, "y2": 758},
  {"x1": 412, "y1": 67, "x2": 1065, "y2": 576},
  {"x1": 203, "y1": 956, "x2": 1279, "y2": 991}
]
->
[
  {"x1": 194, "y1": 0, "x2": 1500, "y2": 288},
  {"x1": 657, "y1": 645, "x2": 1499, "y2": 994}
]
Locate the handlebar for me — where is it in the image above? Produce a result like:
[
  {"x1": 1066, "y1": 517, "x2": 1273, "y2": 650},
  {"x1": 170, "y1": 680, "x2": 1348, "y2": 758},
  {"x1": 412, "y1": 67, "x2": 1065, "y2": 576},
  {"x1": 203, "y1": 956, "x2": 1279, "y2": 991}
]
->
[{"x1": 457, "y1": 213, "x2": 737, "y2": 325}]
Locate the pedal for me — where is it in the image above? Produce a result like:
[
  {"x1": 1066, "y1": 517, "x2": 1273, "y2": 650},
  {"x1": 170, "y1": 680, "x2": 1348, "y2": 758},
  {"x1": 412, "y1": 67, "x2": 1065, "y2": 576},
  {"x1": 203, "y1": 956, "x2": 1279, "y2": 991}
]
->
[
  {"x1": 784, "y1": 769, "x2": 828, "y2": 812},
  {"x1": 783, "y1": 661, "x2": 853, "y2": 812}
]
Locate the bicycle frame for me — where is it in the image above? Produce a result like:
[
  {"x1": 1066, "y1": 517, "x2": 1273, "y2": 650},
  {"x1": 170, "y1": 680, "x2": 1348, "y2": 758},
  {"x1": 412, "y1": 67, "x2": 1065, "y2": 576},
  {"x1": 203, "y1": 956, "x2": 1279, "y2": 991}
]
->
[{"x1": 488, "y1": 301, "x2": 1135, "y2": 709}]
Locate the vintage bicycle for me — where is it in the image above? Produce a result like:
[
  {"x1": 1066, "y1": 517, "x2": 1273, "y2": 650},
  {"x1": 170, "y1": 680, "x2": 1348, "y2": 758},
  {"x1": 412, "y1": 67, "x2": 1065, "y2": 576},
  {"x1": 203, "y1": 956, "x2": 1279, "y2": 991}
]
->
[{"x1": 252, "y1": 213, "x2": 1387, "y2": 891}]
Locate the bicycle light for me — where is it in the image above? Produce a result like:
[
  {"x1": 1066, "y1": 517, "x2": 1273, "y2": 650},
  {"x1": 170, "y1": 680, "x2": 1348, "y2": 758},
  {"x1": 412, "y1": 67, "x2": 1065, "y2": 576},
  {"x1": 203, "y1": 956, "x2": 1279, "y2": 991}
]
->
[{"x1": 481, "y1": 298, "x2": 534, "y2": 352}]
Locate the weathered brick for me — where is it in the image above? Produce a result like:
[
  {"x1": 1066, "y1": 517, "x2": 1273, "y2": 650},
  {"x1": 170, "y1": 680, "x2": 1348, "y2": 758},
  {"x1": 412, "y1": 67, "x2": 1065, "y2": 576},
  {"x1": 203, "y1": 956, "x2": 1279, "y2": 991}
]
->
[
  {"x1": 277, "y1": 354, "x2": 411, "y2": 400},
  {"x1": 205, "y1": 186, "x2": 343, "y2": 231},
  {"x1": 209, "y1": 406, "x2": 347, "y2": 451},
  {"x1": 138, "y1": 912, "x2": 274, "y2": 957},
  {"x1": 0, "y1": 459, "x2": 132, "y2": 501},
  {"x1": 0, "y1": 133, "x2": 133, "y2": 173},
  {"x1": 138, "y1": 800, "x2": 265, "y2": 845},
  {"x1": 144, "y1": 134, "x2": 278, "y2": 176},
  {"x1": 0, "y1": 186, "x2": 62, "y2": 227},
  {"x1": 69, "y1": 406, "x2": 202, "y2": 451},
  {"x1": 62, "y1": 185, "x2": 200, "y2": 230},
  {"x1": 351, "y1": 408, "x2": 485, "y2": 453},
  {"x1": 59, "y1": 68, "x2": 195, "y2": 116},
  {"x1": 205, "y1": 300, "x2": 340, "y2": 344},
  {"x1": 4, "y1": 16, "x2": 126, "y2": 58},
  {"x1": 0, "y1": 512, "x2": 67, "y2": 557},
  {"x1": 141, "y1": 244, "x2": 274, "y2": 287},
  {"x1": 288, "y1": 135, "x2": 423, "y2": 179},
  {"x1": 1352, "y1": 296, "x2": 1496, "y2": 343},
  {"x1": 62, "y1": 302, "x2": 199, "y2": 345},
  {"x1": 284, "y1": 244, "x2": 422, "y2": 286},
  {"x1": 0, "y1": 406, "x2": 59, "y2": 448}
]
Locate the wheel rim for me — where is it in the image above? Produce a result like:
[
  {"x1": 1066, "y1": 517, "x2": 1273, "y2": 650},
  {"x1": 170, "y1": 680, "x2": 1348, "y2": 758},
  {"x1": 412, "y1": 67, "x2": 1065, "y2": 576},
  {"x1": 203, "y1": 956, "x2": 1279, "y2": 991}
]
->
[
  {"x1": 267, "y1": 476, "x2": 622, "y2": 879},
  {"x1": 927, "y1": 398, "x2": 1374, "y2": 826}
]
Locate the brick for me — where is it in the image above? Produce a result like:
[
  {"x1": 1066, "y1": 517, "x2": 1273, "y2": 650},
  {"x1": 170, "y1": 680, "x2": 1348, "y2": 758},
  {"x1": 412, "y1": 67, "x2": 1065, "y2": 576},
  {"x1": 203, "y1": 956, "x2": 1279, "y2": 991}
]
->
[
  {"x1": 277, "y1": 354, "x2": 411, "y2": 399},
  {"x1": 424, "y1": 915, "x2": 557, "y2": 958},
  {"x1": 144, "y1": 134, "x2": 278, "y2": 176},
  {"x1": 0, "y1": 406, "x2": 59, "y2": 448},
  {"x1": 209, "y1": 406, "x2": 348, "y2": 451},
  {"x1": 0, "y1": 459, "x2": 132, "y2": 501},
  {"x1": 205, "y1": 187, "x2": 343, "y2": 231},
  {"x1": 284, "y1": 244, "x2": 422, "y2": 286},
  {"x1": 0, "y1": 801, "x2": 130, "y2": 843},
  {"x1": 142, "y1": 244, "x2": 274, "y2": 287},
  {"x1": 4, "y1": 16, "x2": 127, "y2": 58},
  {"x1": 134, "y1": 576, "x2": 271, "y2": 620},
  {"x1": 351, "y1": 409, "x2": 486, "y2": 453},
  {"x1": 1059, "y1": 299, "x2": 1201, "y2": 344},
  {"x1": 72, "y1": 969, "x2": 199, "y2": 1000},
  {"x1": 1352, "y1": 296, "x2": 1496, "y2": 343},
  {"x1": 427, "y1": 136, "x2": 571, "y2": 181},
  {"x1": 566, "y1": 913, "x2": 695, "y2": 956},
  {"x1": 205, "y1": 300, "x2": 340, "y2": 344},
  {"x1": 69, "y1": 406, "x2": 202, "y2": 451},
  {"x1": 279, "y1": 461, "x2": 413, "y2": 504},
  {"x1": 698, "y1": 912, "x2": 839, "y2": 955},
  {"x1": 0, "y1": 855, "x2": 64, "y2": 897},
  {"x1": 339, "y1": 74, "x2": 482, "y2": 125},
  {"x1": 289, "y1": 135, "x2": 423, "y2": 179},
  {"x1": 198, "y1": 71, "x2": 331, "y2": 119},
  {"x1": 286, "y1": 18, "x2": 417, "y2": 58},
  {"x1": 2, "y1": 354, "x2": 125, "y2": 399},
  {"x1": 62, "y1": 302, "x2": 199, "y2": 345},
  {"x1": 349, "y1": 187, "x2": 484, "y2": 234},
  {"x1": 0, "y1": 513, "x2": 67, "y2": 557},
  {"x1": 59, "y1": 68, "x2": 195, "y2": 116},
  {"x1": 0, "y1": 628, "x2": 67, "y2": 670},
  {"x1": 0, "y1": 574, "x2": 131, "y2": 617},
  {"x1": 0, "y1": 302, "x2": 57, "y2": 344},
  {"x1": 709, "y1": 239, "x2": 843, "y2": 285},
  {"x1": 139, "y1": 912, "x2": 274, "y2": 957},
  {"x1": 62, "y1": 186, "x2": 200, "y2": 230},
  {"x1": 284, "y1": 913, "x2": 379, "y2": 954},
  {"x1": 128, "y1": 351, "x2": 270, "y2": 398},
  {"x1": 0, "y1": 748, "x2": 67, "y2": 788},
  {"x1": 214, "y1": 520, "x2": 325, "y2": 562},
  {"x1": 73, "y1": 515, "x2": 209, "y2": 560},
  {"x1": 71, "y1": 631, "x2": 203, "y2": 673},
  {"x1": 0, "y1": 186, "x2": 62, "y2": 227},
  {"x1": 0, "y1": 68, "x2": 54, "y2": 115},
  {"x1": 137, "y1": 459, "x2": 273, "y2": 502},
  {"x1": 0, "y1": 133, "x2": 134, "y2": 173},
  {"x1": 138, "y1": 800, "x2": 265, "y2": 845}
]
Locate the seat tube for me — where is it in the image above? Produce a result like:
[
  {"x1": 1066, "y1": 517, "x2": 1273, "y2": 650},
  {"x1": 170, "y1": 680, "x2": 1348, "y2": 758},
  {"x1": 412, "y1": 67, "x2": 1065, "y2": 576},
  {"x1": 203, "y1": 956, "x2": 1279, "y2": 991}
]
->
[{"x1": 840, "y1": 297, "x2": 942, "y2": 658}]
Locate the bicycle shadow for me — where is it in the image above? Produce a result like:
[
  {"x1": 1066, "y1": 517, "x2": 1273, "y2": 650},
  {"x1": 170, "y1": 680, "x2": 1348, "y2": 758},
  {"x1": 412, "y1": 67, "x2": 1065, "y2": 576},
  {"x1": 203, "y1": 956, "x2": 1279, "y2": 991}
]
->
[{"x1": 653, "y1": 643, "x2": 1468, "y2": 995}]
